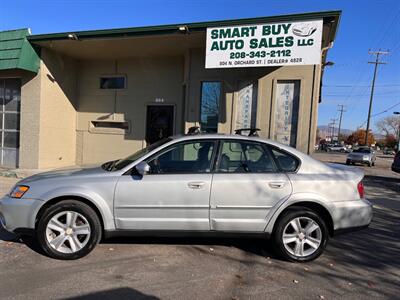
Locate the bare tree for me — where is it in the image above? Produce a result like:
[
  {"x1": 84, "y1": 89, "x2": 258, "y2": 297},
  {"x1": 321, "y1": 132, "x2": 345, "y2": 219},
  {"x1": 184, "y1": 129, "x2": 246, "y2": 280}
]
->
[{"x1": 376, "y1": 115, "x2": 400, "y2": 137}]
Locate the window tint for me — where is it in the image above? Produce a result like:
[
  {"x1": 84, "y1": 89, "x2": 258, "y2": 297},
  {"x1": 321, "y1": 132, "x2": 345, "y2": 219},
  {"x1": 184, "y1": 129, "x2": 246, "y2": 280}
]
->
[
  {"x1": 217, "y1": 141, "x2": 276, "y2": 173},
  {"x1": 271, "y1": 148, "x2": 299, "y2": 172},
  {"x1": 147, "y1": 141, "x2": 215, "y2": 174}
]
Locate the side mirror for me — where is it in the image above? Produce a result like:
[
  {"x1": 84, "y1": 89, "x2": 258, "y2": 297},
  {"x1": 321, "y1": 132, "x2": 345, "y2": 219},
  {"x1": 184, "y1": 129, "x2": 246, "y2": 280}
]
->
[{"x1": 135, "y1": 161, "x2": 150, "y2": 176}]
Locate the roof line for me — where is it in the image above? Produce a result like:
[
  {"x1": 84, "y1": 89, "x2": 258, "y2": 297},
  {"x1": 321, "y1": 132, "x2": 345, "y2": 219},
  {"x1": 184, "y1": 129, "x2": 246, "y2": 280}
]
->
[{"x1": 27, "y1": 10, "x2": 341, "y2": 42}]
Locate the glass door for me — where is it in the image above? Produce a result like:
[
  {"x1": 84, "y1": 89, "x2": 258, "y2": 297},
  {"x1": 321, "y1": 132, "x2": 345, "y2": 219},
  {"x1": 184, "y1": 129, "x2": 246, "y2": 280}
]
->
[{"x1": 0, "y1": 78, "x2": 21, "y2": 168}]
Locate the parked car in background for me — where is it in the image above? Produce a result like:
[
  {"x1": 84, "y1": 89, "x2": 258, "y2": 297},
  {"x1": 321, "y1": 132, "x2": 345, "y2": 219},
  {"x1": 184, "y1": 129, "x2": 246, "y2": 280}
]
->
[
  {"x1": 392, "y1": 151, "x2": 400, "y2": 173},
  {"x1": 383, "y1": 148, "x2": 396, "y2": 155},
  {"x1": 0, "y1": 133, "x2": 372, "y2": 262},
  {"x1": 346, "y1": 147, "x2": 376, "y2": 167},
  {"x1": 326, "y1": 144, "x2": 347, "y2": 152}
]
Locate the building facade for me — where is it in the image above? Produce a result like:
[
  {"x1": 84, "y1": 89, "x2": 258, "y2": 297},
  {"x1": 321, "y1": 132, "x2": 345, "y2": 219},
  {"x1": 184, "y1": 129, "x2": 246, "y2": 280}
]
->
[{"x1": 0, "y1": 11, "x2": 340, "y2": 169}]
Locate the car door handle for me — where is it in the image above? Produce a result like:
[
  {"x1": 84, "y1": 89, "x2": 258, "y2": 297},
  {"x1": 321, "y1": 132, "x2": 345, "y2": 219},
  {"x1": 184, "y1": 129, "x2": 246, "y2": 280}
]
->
[
  {"x1": 187, "y1": 182, "x2": 205, "y2": 189},
  {"x1": 269, "y1": 181, "x2": 286, "y2": 189}
]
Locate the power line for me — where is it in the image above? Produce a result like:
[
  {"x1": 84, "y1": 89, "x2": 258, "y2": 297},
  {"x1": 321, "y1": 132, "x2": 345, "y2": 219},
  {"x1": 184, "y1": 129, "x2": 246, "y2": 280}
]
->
[{"x1": 357, "y1": 100, "x2": 400, "y2": 128}]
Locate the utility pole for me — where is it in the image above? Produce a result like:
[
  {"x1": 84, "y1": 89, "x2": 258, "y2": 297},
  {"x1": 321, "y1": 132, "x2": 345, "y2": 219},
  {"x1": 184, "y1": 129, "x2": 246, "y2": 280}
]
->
[
  {"x1": 364, "y1": 49, "x2": 389, "y2": 145},
  {"x1": 330, "y1": 118, "x2": 338, "y2": 142},
  {"x1": 337, "y1": 105, "x2": 346, "y2": 144},
  {"x1": 327, "y1": 122, "x2": 333, "y2": 142}
]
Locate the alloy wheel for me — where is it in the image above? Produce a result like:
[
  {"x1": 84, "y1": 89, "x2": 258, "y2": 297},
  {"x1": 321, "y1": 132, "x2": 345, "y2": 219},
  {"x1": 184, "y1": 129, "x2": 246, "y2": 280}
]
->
[
  {"x1": 282, "y1": 216, "x2": 322, "y2": 257},
  {"x1": 45, "y1": 211, "x2": 91, "y2": 254}
]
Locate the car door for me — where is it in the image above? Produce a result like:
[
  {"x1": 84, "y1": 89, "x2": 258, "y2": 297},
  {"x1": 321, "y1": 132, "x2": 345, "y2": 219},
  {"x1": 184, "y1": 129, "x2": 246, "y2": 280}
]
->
[
  {"x1": 114, "y1": 139, "x2": 217, "y2": 231},
  {"x1": 210, "y1": 140, "x2": 293, "y2": 232}
]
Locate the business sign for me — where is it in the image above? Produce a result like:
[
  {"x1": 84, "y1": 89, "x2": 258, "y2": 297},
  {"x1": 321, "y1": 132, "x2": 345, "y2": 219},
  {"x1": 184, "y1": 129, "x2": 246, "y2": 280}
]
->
[
  {"x1": 206, "y1": 19, "x2": 323, "y2": 68},
  {"x1": 274, "y1": 81, "x2": 300, "y2": 147}
]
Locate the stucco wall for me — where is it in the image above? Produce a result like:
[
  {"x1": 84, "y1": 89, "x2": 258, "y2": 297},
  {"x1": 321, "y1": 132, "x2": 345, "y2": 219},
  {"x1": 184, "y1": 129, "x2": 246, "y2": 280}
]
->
[
  {"x1": 76, "y1": 56, "x2": 184, "y2": 165},
  {"x1": 37, "y1": 49, "x2": 78, "y2": 169},
  {"x1": 186, "y1": 48, "x2": 320, "y2": 153}
]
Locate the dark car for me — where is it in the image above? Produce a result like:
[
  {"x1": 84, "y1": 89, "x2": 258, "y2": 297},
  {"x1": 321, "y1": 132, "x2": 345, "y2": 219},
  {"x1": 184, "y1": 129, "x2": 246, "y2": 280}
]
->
[{"x1": 392, "y1": 151, "x2": 400, "y2": 173}]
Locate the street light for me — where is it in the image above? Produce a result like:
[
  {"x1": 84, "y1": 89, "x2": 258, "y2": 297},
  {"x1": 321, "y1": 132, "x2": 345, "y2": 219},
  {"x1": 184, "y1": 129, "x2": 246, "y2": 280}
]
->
[{"x1": 394, "y1": 111, "x2": 400, "y2": 151}]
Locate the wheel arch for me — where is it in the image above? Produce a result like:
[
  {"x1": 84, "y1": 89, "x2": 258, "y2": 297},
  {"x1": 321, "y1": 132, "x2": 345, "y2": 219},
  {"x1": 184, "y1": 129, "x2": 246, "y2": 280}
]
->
[
  {"x1": 269, "y1": 201, "x2": 334, "y2": 237},
  {"x1": 35, "y1": 195, "x2": 106, "y2": 233}
]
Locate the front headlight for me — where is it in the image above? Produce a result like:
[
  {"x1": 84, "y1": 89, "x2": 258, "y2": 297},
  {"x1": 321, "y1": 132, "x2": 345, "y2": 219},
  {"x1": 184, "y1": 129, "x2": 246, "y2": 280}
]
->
[
  {"x1": 9, "y1": 185, "x2": 30, "y2": 198},
  {"x1": 363, "y1": 155, "x2": 369, "y2": 160}
]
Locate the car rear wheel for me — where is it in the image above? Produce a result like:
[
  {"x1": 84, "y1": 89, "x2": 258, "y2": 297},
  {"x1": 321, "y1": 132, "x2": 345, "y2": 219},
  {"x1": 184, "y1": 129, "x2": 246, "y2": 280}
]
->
[
  {"x1": 346, "y1": 160, "x2": 350, "y2": 165},
  {"x1": 36, "y1": 200, "x2": 102, "y2": 260},
  {"x1": 273, "y1": 208, "x2": 329, "y2": 262}
]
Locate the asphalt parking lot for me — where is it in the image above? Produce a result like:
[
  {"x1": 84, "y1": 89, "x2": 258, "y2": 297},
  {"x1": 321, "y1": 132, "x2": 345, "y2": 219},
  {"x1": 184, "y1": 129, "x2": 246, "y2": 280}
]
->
[{"x1": 0, "y1": 153, "x2": 399, "y2": 300}]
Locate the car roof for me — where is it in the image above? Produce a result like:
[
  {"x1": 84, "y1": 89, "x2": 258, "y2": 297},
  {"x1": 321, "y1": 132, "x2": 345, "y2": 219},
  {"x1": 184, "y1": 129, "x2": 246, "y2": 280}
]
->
[{"x1": 169, "y1": 133, "x2": 302, "y2": 153}]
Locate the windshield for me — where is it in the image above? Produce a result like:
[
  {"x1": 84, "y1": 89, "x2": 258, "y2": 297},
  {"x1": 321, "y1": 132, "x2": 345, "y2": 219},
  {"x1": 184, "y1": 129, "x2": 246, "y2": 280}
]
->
[
  {"x1": 353, "y1": 148, "x2": 371, "y2": 153},
  {"x1": 109, "y1": 138, "x2": 172, "y2": 171}
]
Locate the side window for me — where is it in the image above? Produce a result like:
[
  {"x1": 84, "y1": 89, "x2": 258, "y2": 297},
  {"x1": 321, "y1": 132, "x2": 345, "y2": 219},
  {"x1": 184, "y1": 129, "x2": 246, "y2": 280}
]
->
[
  {"x1": 147, "y1": 141, "x2": 215, "y2": 174},
  {"x1": 217, "y1": 141, "x2": 276, "y2": 173},
  {"x1": 271, "y1": 148, "x2": 299, "y2": 172}
]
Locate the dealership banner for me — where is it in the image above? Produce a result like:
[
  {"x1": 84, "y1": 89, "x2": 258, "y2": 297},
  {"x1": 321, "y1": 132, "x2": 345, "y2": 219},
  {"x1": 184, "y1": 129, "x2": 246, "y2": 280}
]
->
[
  {"x1": 205, "y1": 19, "x2": 323, "y2": 68},
  {"x1": 274, "y1": 81, "x2": 300, "y2": 147},
  {"x1": 235, "y1": 83, "x2": 256, "y2": 129}
]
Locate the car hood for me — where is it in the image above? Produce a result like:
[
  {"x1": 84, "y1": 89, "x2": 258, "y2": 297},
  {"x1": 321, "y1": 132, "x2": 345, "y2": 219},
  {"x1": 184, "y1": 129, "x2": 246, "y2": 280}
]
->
[{"x1": 19, "y1": 166, "x2": 106, "y2": 184}]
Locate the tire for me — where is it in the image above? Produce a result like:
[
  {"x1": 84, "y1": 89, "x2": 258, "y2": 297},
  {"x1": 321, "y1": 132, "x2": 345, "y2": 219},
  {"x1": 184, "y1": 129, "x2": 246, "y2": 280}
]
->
[
  {"x1": 367, "y1": 162, "x2": 372, "y2": 167},
  {"x1": 346, "y1": 160, "x2": 350, "y2": 165},
  {"x1": 36, "y1": 200, "x2": 102, "y2": 260},
  {"x1": 272, "y1": 207, "x2": 329, "y2": 262},
  {"x1": 372, "y1": 161, "x2": 375, "y2": 166}
]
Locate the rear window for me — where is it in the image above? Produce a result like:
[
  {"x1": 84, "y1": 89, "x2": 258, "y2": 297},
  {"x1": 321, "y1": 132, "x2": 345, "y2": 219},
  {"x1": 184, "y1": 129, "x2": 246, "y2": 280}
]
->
[{"x1": 271, "y1": 148, "x2": 299, "y2": 172}]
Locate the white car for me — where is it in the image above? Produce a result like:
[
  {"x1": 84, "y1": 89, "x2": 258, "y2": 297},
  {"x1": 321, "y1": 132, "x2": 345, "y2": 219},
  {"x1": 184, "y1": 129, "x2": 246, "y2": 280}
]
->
[
  {"x1": 327, "y1": 144, "x2": 347, "y2": 152},
  {"x1": 0, "y1": 132, "x2": 372, "y2": 261}
]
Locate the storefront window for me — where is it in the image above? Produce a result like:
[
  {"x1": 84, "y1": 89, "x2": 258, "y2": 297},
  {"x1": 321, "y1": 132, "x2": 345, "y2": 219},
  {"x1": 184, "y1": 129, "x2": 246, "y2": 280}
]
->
[
  {"x1": 274, "y1": 80, "x2": 300, "y2": 147},
  {"x1": 200, "y1": 82, "x2": 221, "y2": 133},
  {"x1": 0, "y1": 78, "x2": 21, "y2": 167},
  {"x1": 100, "y1": 75, "x2": 126, "y2": 89}
]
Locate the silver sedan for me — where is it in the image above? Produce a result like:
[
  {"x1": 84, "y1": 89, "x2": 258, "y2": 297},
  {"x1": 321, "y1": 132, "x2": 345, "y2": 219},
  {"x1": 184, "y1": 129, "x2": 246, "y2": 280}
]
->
[
  {"x1": 0, "y1": 134, "x2": 372, "y2": 261},
  {"x1": 346, "y1": 148, "x2": 376, "y2": 167}
]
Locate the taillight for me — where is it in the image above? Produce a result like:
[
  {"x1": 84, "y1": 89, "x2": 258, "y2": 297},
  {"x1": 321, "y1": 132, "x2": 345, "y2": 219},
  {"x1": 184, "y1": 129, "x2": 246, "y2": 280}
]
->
[{"x1": 357, "y1": 181, "x2": 365, "y2": 199}]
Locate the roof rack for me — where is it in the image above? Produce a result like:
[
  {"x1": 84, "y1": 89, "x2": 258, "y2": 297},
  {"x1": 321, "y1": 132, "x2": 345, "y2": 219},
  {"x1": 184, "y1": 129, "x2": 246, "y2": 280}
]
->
[
  {"x1": 187, "y1": 126, "x2": 202, "y2": 135},
  {"x1": 234, "y1": 128, "x2": 261, "y2": 137}
]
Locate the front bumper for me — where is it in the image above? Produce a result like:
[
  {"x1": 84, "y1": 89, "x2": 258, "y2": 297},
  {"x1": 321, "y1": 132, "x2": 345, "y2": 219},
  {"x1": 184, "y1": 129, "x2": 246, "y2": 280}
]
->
[
  {"x1": 0, "y1": 195, "x2": 44, "y2": 233},
  {"x1": 347, "y1": 157, "x2": 371, "y2": 164},
  {"x1": 331, "y1": 199, "x2": 373, "y2": 233}
]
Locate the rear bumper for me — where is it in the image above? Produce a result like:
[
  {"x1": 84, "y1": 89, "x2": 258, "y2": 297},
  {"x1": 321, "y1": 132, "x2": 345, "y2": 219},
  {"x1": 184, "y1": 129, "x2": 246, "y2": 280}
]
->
[
  {"x1": 331, "y1": 199, "x2": 373, "y2": 232},
  {"x1": 0, "y1": 196, "x2": 44, "y2": 233},
  {"x1": 334, "y1": 224, "x2": 369, "y2": 236}
]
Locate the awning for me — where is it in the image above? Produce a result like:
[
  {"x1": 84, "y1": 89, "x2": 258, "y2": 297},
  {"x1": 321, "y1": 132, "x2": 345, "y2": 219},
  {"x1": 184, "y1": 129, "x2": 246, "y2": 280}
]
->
[{"x1": 0, "y1": 28, "x2": 40, "y2": 73}]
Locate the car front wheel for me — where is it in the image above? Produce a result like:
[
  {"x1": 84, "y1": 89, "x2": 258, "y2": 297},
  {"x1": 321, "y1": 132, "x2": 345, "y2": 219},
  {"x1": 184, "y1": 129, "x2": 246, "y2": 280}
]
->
[
  {"x1": 273, "y1": 208, "x2": 329, "y2": 262},
  {"x1": 36, "y1": 200, "x2": 102, "y2": 260}
]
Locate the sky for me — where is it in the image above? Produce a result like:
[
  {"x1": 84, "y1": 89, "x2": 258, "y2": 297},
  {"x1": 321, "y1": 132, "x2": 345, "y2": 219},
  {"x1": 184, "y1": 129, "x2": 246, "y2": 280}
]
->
[{"x1": 1, "y1": 0, "x2": 399, "y2": 133}]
